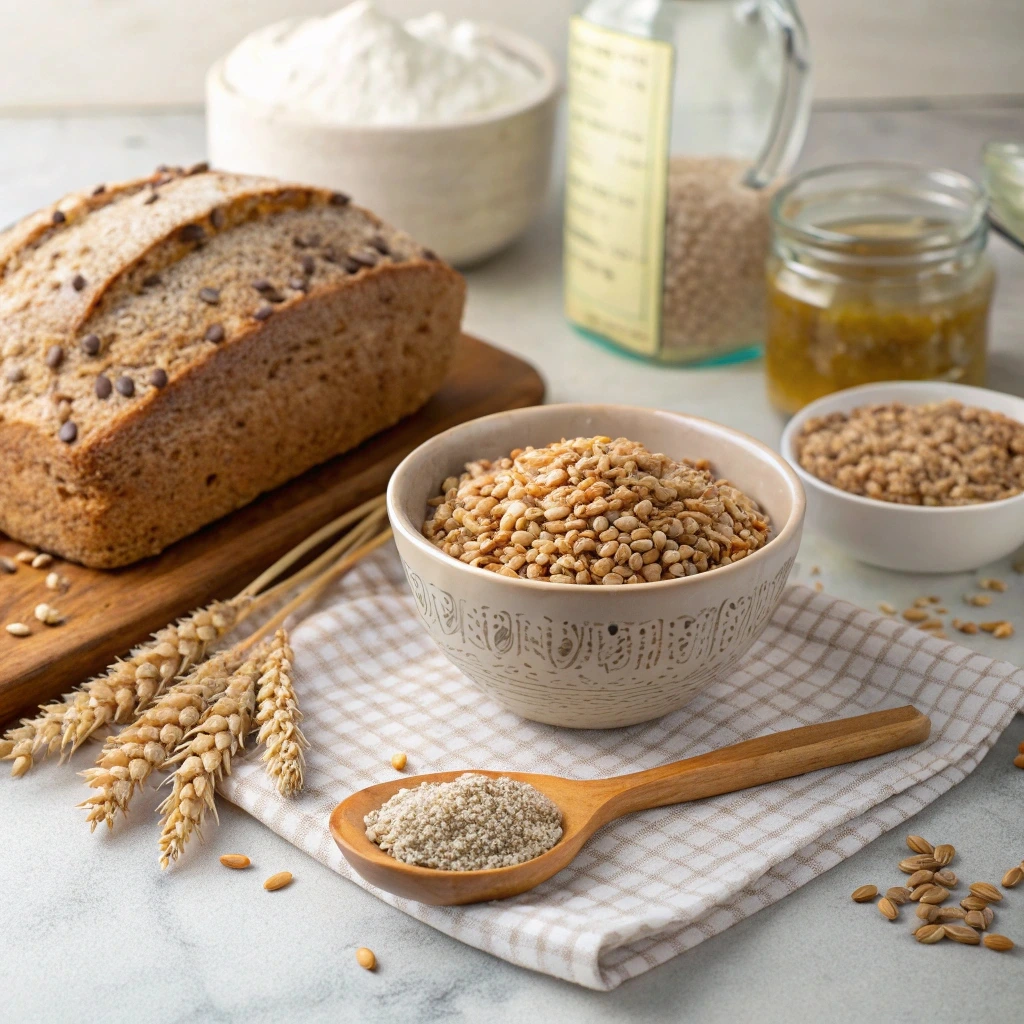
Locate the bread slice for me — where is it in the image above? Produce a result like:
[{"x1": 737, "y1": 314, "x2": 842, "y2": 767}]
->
[{"x1": 0, "y1": 166, "x2": 465, "y2": 567}]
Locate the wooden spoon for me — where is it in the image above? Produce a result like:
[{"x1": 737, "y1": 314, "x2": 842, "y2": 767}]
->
[{"x1": 330, "y1": 705, "x2": 930, "y2": 906}]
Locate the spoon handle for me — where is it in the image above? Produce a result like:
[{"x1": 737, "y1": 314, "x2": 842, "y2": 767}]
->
[{"x1": 593, "y1": 706, "x2": 930, "y2": 820}]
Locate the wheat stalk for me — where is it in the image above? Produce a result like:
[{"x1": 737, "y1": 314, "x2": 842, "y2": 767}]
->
[
  {"x1": 255, "y1": 629, "x2": 307, "y2": 798},
  {"x1": 157, "y1": 641, "x2": 270, "y2": 867},
  {"x1": 238, "y1": 526, "x2": 393, "y2": 655},
  {"x1": 2, "y1": 499, "x2": 388, "y2": 780},
  {"x1": 240, "y1": 493, "x2": 386, "y2": 600},
  {"x1": 79, "y1": 646, "x2": 244, "y2": 830},
  {"x1": 1, "y1": 600, "x2": 244, "y2": 777}
]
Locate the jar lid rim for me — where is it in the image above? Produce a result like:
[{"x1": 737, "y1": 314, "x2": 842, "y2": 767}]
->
[{"x1": 772, "y1": 161, "x2": 988, "y2": 252}]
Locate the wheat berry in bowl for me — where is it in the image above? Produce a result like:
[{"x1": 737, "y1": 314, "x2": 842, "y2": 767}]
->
[
  {"x1": 794, "y1": 400, "x2": 1024, "y2": 506},
  {"x1": 422, "y1": 436, "x2": 771, "y2": 585},
  {"x1": 781, "y1": 381, "x2": 1024, "y2": 573},
  {"x1": 388, "y1": 404, "x2": 804, "y2": 728}
]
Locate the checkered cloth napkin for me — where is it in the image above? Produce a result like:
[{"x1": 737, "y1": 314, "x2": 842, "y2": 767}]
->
[{"x1": 219, "y1": 545, "x2": 1024, "y2": 990}]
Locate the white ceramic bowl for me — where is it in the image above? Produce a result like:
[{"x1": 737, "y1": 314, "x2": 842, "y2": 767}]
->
[
  {"x1": 388, "y1": 404, "x2": 805, "y2": 729},
  {"x1": 780, "y1": 381, "x2": 1024, "y2": 573},
  {"x1": 206, "y1": 24, "x2": 559, "y2": 268}
]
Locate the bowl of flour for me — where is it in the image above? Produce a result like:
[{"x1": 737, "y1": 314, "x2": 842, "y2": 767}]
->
[{"x1": 207, "y1": 1, "x2": 559, "y2": 266}]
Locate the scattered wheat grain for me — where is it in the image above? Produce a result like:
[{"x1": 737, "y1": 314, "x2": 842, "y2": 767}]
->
[
  {"x1": 943, "y1": 924, "x2": 981, "y2": 945},
  {"x1": 356, "y1": 947, "x2": 376, "y2": 970},
  {"x1": 969, "y1": 882, "x2": 1002, "y2": 903},
  {"x1": 915, "y1": 923, "x2": 945, "y2": 944},
  {"x1": 220, "y1": 854, "x2": 251, "y2": 869},
  {"x1": 979, "y1": 577, "x2": 1007, "y2": 592},
  {"x1": 1001, "y1": 866, "x2": 1023, "y2": 888},
  {"x1": 263, "y1": 871, "x2": 293, "y2": 891}
]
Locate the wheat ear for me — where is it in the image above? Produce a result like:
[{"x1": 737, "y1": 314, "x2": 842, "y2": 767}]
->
[
  {"x1": 79, "y1": 646, "x2": 244, "y2": 830},
  {"x1": 254, "y1": 629, "x2": 306, "y2": 798},
  {"x1": 157, "y1": 641, "x2": 270, "y2": 867},
  {"x1": 1, "y1": 600, "x2": 244, "y2": 777}
]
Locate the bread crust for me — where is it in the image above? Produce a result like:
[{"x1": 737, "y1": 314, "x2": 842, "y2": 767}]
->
[{"x1": 0, "y1": 170, "x2": 465, "y2": 566}]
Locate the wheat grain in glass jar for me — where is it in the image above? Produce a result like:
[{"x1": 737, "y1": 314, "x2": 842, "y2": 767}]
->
[
  {"x1": 766, "y1": 163, "x2": 995, "y2": 415},
  {"x1": 564, "y1": 0, "x2": 811, "y2": 364}
]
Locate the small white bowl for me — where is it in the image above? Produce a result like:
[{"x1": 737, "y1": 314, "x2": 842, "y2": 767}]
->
[
  {"x1": 780, "y1": 381, "x2": 1024, "y2": 573},
  {"x1": 206, "y1": 24, "x2": 559, "y2": 267},
  {"x1": 388, "y1": 404, "x2": 804, "y2": 729}
]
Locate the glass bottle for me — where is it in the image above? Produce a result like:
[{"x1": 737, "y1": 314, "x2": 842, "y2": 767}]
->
[{"x1": 564, "y1": 0, "x2": 812, "y2": 364}]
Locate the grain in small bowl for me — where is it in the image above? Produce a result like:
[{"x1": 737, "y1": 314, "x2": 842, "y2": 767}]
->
[
  {"x1": 780, "y1": 381, "x2": 1024, "y2": 573},
  {"x1": 388, "y1": 404, "x2": 804, "y2": 729}
]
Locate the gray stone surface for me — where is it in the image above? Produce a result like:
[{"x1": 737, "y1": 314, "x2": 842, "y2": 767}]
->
[{"x1": 1, "y1": 104, "x2": 1023, "y2": 1022}]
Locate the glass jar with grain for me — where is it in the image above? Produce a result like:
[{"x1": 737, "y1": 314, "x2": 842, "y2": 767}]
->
[
  {"x1": 765, "y1": 163, "x2": 995, "y2": 415},
  {"x1": 564, "y1": 0, "x2": 812, "y2": 365}
]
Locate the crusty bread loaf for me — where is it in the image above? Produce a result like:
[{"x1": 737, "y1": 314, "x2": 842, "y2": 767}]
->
[{"x1": 0, "y1": 165, "x2": 465, "y2": 567}]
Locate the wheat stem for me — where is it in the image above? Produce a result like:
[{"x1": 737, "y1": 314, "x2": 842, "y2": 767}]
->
[
  {"x1": 244, "y1": 504, "x2": 388, "y2": 616},
  {"x1": 239, "y1": 527, "x2": 393, "y2": 654},
  {"x1": 239, "y1": 493, "x2": 386, "y2": 599}
]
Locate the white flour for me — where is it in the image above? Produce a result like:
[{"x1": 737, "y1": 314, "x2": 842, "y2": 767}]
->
[{"x1": 223, "y1": 1, "x2": 542, "y2": 125}]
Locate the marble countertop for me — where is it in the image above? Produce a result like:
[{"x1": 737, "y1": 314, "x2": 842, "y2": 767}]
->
[{"x1": 2, "y1": 102, "x2": 1023, "y2": 1023}]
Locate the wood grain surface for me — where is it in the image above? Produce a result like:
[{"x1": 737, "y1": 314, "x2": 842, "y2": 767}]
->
[{"x1": 0, "y1": 333, "x2": 544, "y2": 726}]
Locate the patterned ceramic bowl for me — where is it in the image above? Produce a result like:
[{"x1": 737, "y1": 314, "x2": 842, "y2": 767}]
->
[{"x1": 388, "y1": 404, "x2": 804, "y2": 728}]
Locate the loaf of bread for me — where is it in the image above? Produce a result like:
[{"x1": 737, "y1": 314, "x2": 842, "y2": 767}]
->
[{"x1": 0, "y1": 165, "x2": 465, "y2": 567}]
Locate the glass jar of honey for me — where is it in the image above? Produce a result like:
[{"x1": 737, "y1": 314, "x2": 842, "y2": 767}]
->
[{"x1": 765, "y1": 163, "x2": 994, "y2": 414}]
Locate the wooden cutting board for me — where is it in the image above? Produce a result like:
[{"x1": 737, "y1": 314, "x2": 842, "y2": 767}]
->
[{"x1": 0, "y1": 333, "x2": 544, "y2": 725}]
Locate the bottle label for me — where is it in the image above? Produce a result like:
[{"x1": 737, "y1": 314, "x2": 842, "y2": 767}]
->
[{"x1": 564, "y1": 15, "x2": 673, "y2": 356}]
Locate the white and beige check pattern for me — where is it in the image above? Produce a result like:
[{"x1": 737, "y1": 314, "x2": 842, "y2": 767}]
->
[{"x1": 219, "y1": 546, "x2": 1024, "y2": 990}]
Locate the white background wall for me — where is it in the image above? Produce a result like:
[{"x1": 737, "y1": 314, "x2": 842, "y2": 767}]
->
[{"x1": 0, "y1": 0, "x2": 1021, "y2": 110}]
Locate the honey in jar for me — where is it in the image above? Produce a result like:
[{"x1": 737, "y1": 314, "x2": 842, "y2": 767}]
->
[{"x1": 765, "y1": 163, "x2": 995, "y2": 415}]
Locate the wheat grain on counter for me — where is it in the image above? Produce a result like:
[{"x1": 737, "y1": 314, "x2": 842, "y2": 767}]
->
[
  {"x1": 157, "y1": 642, "x2": 270, "y2": 868},
  {"x1": 1, "y1": 600, "x2": 244, "y2": 777},
  {"x1": 254, "y1": 629, "x2": 307, "y2": 798},
  {"x1": 79, "y1": 647, "x2": 245, "y2": 830}
]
